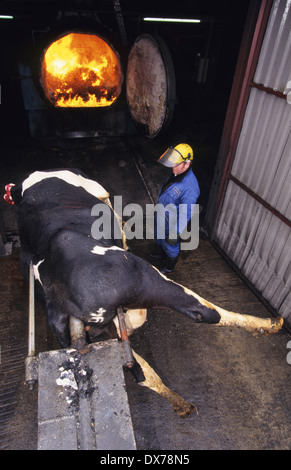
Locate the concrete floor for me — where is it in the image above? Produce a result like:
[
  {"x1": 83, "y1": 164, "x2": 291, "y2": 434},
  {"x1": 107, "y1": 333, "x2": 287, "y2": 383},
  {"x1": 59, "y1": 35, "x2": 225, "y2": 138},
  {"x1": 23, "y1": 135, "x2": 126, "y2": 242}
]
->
[{"x1": 0, "y1": 136, "x2": 290, "y2": 450}]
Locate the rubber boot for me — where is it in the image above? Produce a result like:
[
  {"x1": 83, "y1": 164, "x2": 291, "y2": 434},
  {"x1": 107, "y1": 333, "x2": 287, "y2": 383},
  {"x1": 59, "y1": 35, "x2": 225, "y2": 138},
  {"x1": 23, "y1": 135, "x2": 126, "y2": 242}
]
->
[{"x1": 159, "y1": 256, "x2": 179, "y2": 275}]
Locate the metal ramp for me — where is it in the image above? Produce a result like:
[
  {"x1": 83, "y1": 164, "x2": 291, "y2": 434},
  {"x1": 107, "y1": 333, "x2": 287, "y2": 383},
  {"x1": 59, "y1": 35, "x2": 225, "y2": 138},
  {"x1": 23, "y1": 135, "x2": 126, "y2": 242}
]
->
[
  {"x1": 37, "y1": 340, "x2": 136, "y2": 450},
  {"x1": 25, "y1": 263, "x2": 136, "y2": 450}
]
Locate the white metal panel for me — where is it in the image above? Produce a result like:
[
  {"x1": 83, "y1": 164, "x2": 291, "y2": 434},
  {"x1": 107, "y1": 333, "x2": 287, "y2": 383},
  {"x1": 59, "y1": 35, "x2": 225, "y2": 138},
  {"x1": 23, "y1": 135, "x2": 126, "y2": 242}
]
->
[
  {"x1": 214, "y1": 0, "x2": 291, "y2": 325},
  {"x1": 214, "y1": 182, "x2": 291, "y2": 319},
  {"x1": 254, "y1": 0, "x2": 291, "y2": 92},
  {"x1": 231, "y1": 88, "x2": 291, "y2": 219}
]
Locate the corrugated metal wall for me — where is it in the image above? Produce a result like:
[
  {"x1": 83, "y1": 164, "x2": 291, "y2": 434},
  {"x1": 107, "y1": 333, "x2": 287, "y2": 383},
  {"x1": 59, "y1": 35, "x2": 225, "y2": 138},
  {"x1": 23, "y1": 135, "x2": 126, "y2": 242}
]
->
[{"x1": 214, "y1": 0, "x2": 291, "y2": 326}]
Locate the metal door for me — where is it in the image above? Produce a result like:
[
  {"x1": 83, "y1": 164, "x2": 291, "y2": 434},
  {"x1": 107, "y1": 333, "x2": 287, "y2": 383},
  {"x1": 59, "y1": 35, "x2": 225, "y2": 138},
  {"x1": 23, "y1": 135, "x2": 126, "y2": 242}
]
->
[
  {"x1": 213, "y1": 0, "x2": 291, "y2": 326},
  {"x1": 126, "y1": 34, "x2": 176, "y2": 138}
]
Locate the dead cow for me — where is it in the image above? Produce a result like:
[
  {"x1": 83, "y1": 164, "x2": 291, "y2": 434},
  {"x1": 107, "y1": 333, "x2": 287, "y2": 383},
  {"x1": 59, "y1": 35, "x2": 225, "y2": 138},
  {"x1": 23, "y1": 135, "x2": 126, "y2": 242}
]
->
[{"x1": 4, "y1": 169, "x2": 283, "y2": 418}]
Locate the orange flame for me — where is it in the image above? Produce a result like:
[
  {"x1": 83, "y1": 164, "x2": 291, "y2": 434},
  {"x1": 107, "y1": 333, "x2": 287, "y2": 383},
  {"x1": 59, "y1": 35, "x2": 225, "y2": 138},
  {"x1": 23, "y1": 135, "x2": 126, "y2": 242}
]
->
[{"x1": 41, "y1": 33, "x2": 122, "y2": 107}]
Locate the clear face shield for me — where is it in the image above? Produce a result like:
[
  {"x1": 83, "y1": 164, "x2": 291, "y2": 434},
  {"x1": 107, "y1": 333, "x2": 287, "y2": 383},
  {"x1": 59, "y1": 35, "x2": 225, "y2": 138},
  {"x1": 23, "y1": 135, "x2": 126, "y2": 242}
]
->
[{"x1": 158, "y1": 147, "x2": 185, "y2": 168}]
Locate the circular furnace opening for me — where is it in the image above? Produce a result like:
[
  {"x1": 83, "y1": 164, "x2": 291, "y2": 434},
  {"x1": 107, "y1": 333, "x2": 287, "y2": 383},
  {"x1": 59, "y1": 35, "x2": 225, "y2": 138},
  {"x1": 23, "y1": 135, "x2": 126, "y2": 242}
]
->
[{"x1": 40, "y1": 32, "x2": 123, "y2": 107}]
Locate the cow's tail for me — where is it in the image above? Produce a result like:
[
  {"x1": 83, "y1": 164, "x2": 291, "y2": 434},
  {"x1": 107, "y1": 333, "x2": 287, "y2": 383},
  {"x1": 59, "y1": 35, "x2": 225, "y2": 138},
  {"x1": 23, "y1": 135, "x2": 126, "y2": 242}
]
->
[{"x1": 103, "y1": 197, "x2": 128, "y2": 251}]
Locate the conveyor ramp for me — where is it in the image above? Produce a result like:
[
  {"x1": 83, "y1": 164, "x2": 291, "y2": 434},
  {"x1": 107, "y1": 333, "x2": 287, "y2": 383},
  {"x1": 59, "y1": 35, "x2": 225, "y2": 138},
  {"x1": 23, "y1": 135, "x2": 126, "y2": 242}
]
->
[{"x1": 37, "y1": 339, "x2": 136, "y2": 450}]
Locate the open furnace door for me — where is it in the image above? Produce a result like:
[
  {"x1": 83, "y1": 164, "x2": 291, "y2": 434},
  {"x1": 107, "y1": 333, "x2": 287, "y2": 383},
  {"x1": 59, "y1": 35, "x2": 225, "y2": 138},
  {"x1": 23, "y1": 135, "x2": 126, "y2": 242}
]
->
[{"x1": 126, "y1": 34, "x2": 176, "y2": 138}]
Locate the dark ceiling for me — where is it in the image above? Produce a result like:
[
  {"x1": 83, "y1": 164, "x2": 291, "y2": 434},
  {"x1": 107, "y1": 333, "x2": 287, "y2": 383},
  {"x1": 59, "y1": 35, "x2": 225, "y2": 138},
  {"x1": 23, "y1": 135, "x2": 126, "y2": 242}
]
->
[
  {"x1": 0, "y1": 0, "x2": 250, "y2": 49},
  {"x1": 0, "y1": 0, "x2": 247, "y2": 25}
]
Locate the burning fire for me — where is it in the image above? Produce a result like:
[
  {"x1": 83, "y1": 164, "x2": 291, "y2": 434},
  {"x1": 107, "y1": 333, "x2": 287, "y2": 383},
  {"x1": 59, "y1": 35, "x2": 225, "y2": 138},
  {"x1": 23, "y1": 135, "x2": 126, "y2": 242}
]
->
[{"x1": 41, "y1": 33, "x2": 122, "y2": 107}]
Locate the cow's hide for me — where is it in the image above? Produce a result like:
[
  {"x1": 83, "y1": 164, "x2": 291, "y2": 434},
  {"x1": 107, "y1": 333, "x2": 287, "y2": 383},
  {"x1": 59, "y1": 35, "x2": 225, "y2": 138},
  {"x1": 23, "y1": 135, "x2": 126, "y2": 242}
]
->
[{"x1": 6, "y1": 169, "x2": 283, "y2": 418}]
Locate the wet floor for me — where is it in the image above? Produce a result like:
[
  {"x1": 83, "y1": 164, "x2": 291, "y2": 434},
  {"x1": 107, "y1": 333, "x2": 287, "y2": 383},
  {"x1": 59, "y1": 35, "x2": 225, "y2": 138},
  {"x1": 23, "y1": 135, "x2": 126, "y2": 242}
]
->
[{"x1": 0, "y1": 136, "x2": 290, "y2": 450}]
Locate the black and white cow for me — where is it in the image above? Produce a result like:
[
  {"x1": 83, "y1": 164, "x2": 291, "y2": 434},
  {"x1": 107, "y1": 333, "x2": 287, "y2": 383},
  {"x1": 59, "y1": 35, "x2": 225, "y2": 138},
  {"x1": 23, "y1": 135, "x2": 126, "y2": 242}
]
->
[{"x1": 5, "y1": 169, "x2": 283, "y2": 418}]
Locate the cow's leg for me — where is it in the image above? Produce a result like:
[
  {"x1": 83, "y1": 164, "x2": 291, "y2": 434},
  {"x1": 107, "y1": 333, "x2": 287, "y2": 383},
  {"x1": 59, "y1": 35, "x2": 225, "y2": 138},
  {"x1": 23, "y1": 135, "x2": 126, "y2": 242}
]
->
[
  {"x1": 181, "y1": 286, "x2": 284, "y2": 335},
  {"x1": 146, "y1": 268, "x2": 284, "y2": 335},
  {"x1": 46, "y1": 302, "x2": 70, "y2": 348},
  {"x1": 215, "y1": 305, "x2": 283, "y2": 334},
  {"x1": 113, "y1": 308, "x2": 147, "y2": 336},
  {"x1": 132, "y1": 350, "x2": 197, "y2": 419},
  {"x1": 112, "y1": 306, "x2": 196, "y2": 417}
]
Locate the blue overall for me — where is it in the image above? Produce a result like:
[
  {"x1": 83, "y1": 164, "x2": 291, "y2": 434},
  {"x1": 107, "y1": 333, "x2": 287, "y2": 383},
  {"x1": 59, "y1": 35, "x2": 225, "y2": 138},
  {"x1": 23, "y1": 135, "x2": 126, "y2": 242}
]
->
[{"x1": 155, "y1": 168, "x2": 200, "y2": 257}]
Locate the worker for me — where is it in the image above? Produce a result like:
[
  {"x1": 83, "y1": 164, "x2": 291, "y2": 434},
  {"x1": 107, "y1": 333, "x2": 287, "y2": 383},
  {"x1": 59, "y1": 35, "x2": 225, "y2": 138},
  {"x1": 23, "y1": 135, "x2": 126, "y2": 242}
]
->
[{"x1": 151, "y1": 143, "x2": 200, "y2": 275}]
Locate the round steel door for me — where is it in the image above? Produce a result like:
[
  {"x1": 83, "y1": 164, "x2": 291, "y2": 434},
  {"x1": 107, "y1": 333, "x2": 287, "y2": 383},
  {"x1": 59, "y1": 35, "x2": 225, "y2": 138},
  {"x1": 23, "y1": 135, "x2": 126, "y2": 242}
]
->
[{"x1": 126, "y1": 34, "x2": 176, "y2": 138}]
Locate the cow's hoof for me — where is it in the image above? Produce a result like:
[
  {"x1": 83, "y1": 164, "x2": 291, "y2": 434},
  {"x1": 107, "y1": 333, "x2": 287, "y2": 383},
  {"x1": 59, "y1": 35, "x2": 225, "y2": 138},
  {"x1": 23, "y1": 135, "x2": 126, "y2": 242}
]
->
[
  {"x1": 172, "y1": 398, "x2": 198, "y2": 419},
  {"x1": 257, "y1": 317, "x2": 284, "y2": 335}
]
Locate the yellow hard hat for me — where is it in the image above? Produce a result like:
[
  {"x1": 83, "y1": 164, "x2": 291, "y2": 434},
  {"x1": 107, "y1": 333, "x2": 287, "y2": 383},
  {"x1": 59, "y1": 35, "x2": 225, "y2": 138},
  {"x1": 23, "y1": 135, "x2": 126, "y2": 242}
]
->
[{"x1": 158, "y1": 143, "x2": 194, "y2": 167}]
